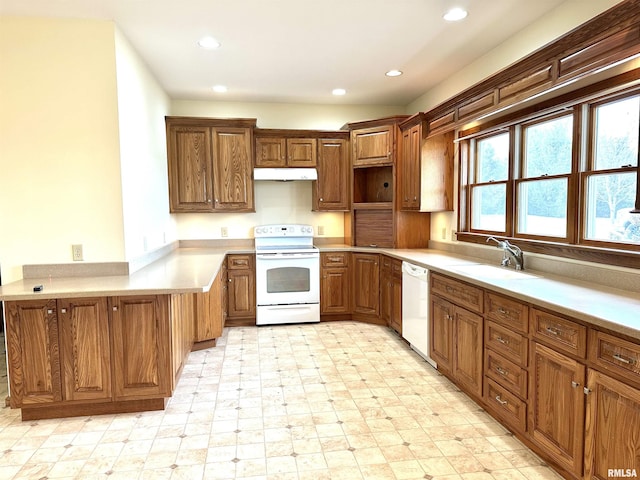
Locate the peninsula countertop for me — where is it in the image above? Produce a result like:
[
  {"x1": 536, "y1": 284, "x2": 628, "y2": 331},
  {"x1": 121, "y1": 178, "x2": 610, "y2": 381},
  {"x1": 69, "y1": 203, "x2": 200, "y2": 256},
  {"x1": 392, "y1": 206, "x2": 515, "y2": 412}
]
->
[{"x1": 1, "y1": 245, "x2": 639, "y2": 340}]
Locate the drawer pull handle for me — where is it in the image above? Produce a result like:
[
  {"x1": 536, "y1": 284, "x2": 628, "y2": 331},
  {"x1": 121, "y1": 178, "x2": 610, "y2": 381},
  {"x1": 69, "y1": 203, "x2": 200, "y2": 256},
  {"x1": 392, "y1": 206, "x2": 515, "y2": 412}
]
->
[
  {"x1": 546, "y1": 326, "x2": 560, "y2": 336},
  {"x1": 497, "y1": 307, "x2": 510, "y2": 315},
  {"x1": 496, "y1": 336, "x2": 509, "y2": 345},
  {"x1": 495, "y1": 395, "x2": 508, "y2": 406},
  {"x1": 612, "y1": 353, "x2": 636, "y2": 365},
  {"x1": 496, "y1": 366, "x2": 508, "y2": 376}
]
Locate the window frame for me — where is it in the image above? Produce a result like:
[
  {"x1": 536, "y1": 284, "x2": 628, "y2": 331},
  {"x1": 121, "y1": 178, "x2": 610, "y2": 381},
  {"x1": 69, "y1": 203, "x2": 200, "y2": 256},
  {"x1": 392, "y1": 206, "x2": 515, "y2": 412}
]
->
[{"x1": 457, "y1": 83, "x2": 640, "y2": 269}]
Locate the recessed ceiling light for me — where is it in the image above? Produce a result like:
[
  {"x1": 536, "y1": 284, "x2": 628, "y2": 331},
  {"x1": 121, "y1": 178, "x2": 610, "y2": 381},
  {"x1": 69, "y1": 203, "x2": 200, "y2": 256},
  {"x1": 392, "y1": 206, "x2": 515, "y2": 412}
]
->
[
  {"x1": 332, "y1": 88, "x2": 346, "y2": 96},
  {"x1": 212, "y1": 85, "x2": 227, "y2": 93},
  {"x1": 198, "y1": 36, "x2": 221, "y2": 49},
  {"x1": 386, "y1": 70, "x2": 403, "y2": 77},
  {"x1": 443, "y1": 7, "x2": 468, "y2": 21}
]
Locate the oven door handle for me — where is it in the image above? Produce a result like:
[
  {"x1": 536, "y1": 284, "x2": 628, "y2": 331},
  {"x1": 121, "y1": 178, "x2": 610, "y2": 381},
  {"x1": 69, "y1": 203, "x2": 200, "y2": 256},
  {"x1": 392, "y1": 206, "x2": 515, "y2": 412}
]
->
[{"x1": 256, "y1": 253, "x2": 319, "y2": 260}]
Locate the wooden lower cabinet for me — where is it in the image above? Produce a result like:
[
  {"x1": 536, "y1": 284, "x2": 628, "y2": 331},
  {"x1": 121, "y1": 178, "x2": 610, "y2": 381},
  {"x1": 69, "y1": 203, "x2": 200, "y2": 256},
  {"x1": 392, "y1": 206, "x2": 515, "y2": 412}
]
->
[
  {"x1": 6, "y1": 294, "x2": 179, "y2": 419},
  {"x1": 227, "y1": 254, "x2": 256, "y2": 320},
  {"x1": 320, "y1": 252, "x2": 351, "y2": 315},
  {"x1": 6, "y1": 299, "x2": 62, "y2": 406},
  {"x1": 59, "y1": 297, "x2": 112, "y2": 402},
  {"x1": 381, "y1": 256, "x2": 402, "y2": 334},
  {"x1": 110, "y1": 296, "x2": 171, "y2": 400},
  {"x1": 430, "y1": 291, "x2": 483, "y2": 398},
  {"x1": 584, "y1": 369, "x2": 640, "y2": 480},
  {"x1": 529, "y1": 342, "x2": 585, "y2": 476},
  {"x1": 352, "y1": 253, "x2": 380, "y2": 318},
  {"x1": 195, "y1": 266, "x2": 226, "y2": 343}
]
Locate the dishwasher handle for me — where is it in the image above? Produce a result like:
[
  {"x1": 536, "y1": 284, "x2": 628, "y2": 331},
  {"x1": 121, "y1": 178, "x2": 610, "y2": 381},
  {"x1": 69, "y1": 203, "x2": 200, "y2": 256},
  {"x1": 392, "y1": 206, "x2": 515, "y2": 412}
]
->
[{"x1": 402, "y1": 261, "x2": 428, "y2": 279}]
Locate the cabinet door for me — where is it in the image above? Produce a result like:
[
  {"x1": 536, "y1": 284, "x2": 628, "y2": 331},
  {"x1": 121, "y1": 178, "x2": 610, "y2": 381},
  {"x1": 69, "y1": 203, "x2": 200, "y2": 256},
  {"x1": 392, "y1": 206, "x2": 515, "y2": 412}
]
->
[
  {"x1": 59, "y1": 298, "x2": 111, "y2": 402},
  {"x1": 212, "y1": 127, "x2": 254, "y2": 211},
  {"x1": 195, "y1": 269, "x2": 225, "y2": 341},
  {"x1": 399, "y1": 124, "x2": 421, "y2": 210},
  {"x1": 315, "y1": 139, "x2": 349, "y2": 211},
  {"x1": 352, "y1": 126, "x2": 394, "y2": 166},
  {"x1": 227, "y1": 255, "x2": 256, "y2": 318},
  {"x1": 390, "y1": 273, "x2": 402, "y2": 334},
  {"x1": 584, "y1": 369, "x2": 640, "y2": 480},
  {"x1": 320, "y1": 267, "x2": 351, "y2": 314},
  {"x1": 453, "y1": 306, "x2": 483, "y2": 397},
  {"x1": 421, "y1": 131, "x2": 454, "y2": 212},
  {"x1": 529, "y1": 342, "x2": 585, "y2": 476},
  {"x1": 352, "y1": 253, "x2": 380, "y2": 316},
  {"x1": 167, "y1": 126, "x2": 214, "y2": 212},
  {"x1": 287, "y1": 138, "x2": 317, "y2": 167},
  {"x1": 255, "y1": 137, "x2": 286, "y2": 167},
  {"x1": 430, "y1": 295, "x2": 454, "y2": 374},
  {"x1": 111, "y1": 296, "x2": 171, "y2": 400},
  {"x1": 6, "y1": 300, "x2": 62, "y2": 406}
]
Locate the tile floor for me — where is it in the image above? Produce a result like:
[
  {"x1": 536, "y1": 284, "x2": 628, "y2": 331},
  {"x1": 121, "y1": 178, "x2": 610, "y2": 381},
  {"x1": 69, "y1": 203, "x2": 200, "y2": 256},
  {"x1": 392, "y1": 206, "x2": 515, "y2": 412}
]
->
[{"x1": 0, "y1": 322, "x2": 562, "y2": 480}]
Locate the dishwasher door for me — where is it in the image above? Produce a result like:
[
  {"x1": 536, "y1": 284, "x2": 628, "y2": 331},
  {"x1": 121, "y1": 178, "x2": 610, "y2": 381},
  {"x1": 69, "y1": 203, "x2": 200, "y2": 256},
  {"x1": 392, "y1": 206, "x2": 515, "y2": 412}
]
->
[{"x1": 401, "y1": 262, "x2": 436, "y2": 368}]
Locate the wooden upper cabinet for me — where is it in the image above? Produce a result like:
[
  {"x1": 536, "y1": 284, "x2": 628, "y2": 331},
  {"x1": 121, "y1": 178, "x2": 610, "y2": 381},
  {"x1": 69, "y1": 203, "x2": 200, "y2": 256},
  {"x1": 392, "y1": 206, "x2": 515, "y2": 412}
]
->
[
  {"x1": 167, "y1": 125, "x2": 214, "y2": 212},
  {"x1": 399, "y1": 122, "x2": 422, "y2": 210},
  {"x1": 166, "y1": 117, "x2": 256, "y2": 213},
  {"x1": 287, "y1": 138, "x2": 317, "y2": 167},
  {"x1": 255, "y1": 136, "x2": 317, "y2": 167},
  {"x1": 211, "y1": 127, "x2": 254, "y2": 211},
  {"x1": 421, "y1": 130, "x2": 454, "y2": 212},
  {"x1": 313, "y1": 138, "x2": 349, "y2": 211},
  {"x1": 6, "y1": 299, "x2": 62, "y2": 406},
  {"x1": 59, "y1": 297, "x2": 112, "y2": 402},
  {"x1": 352, "y1": 125, "x2": 394, "y2": 166}
]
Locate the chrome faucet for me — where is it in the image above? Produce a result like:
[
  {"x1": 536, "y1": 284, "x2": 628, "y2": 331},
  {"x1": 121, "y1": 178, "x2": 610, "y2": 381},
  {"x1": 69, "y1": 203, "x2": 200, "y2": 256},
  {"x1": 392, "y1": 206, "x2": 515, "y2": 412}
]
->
[{"x1": 487, "y1": 237, "x2": 524, "y2": 270}]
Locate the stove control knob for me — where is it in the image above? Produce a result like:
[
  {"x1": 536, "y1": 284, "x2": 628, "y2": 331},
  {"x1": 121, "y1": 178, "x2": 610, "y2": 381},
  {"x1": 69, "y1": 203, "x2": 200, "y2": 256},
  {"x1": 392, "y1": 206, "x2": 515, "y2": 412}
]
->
[{"x1": 256, "y1": 227, "x2": 262, "y2": 234}]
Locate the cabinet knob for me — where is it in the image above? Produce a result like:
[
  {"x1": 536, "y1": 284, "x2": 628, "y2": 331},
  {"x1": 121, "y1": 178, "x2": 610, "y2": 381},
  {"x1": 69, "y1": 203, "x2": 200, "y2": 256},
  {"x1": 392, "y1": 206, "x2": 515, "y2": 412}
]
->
[
  {"x1": 571, "y1": 381, "x2": 580, "y2": 388},
  {"x1": 207, "y1": 199, "x2": 212, "y2": 203},
  {"x1": 413, "y1": 196, "x2": 417, "y2": 200},
  {"x1": 112, "y1": 306, "x2": 118, "y2": 312},
  {"x1": 60, "y1": 308, "x2": 67, "y2": 314},
  {"x1": 229, "y1": 278, "x2": 232, "y2": 282},
  {"x1": 320, "y1": 198, "x2": 323, "y2": 202},
  {"x1": 47, "y1": 309, "x2": 54, "y2": 314}
]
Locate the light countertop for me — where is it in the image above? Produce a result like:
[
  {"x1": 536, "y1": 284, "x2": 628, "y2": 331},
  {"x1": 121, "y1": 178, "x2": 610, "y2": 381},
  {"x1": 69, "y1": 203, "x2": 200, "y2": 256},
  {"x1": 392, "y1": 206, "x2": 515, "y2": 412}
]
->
[{"x1": 1, "y1": 245, "x2": 639, "y2": 340}]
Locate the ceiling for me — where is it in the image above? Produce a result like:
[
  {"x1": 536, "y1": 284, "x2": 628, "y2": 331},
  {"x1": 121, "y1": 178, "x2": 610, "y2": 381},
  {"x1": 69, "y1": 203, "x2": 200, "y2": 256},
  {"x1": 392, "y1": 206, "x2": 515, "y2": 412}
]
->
[{"x1": 1, "y1": 0, "x2": 589, "y2": 106}]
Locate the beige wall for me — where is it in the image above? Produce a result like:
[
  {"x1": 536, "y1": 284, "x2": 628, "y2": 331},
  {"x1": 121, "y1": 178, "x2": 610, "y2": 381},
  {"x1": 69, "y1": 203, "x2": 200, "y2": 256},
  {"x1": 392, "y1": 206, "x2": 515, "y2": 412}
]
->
[{"x1": 0, "y1": 17, "x2": 125, "y2": 283}]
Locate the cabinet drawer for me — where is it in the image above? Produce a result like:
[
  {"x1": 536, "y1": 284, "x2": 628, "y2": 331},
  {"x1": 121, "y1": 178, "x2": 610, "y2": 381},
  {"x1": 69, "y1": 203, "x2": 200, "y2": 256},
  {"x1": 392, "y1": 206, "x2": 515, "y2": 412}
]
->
[
  {"x1": 485, "y1": 321, "x2": 528, "y2": 367},
  {"x1": 322, "y1": 252, "x2": 349, "y2": 267},
  {"x1": 589, "y1": 330, "x2": 640, "y2": 385},
  {"x1": 531, "y1": 308, "x2": 587, "y2": 358},
  {"x1": 227, "y1": 254, "x2": 253, "y2": 270},
  {"x1": 485, "y1": 348, "x2": 527, "y2": 399},
  {"x1": 485, "y1": 292, "x2": 528, "y2": 334},
  {"x1": 485, "y1": 377, "x2": 527, "y2": 432},
  {"x1": 431, "y1": 274, "x2": 483, "y2": 314}
]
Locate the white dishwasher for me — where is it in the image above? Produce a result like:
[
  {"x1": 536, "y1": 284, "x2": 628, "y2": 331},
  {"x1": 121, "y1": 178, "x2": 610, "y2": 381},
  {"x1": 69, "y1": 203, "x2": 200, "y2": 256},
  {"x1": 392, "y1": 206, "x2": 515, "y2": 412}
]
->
[{"x1": 401, "y1": 262, "x2": 436, "y2": 368}]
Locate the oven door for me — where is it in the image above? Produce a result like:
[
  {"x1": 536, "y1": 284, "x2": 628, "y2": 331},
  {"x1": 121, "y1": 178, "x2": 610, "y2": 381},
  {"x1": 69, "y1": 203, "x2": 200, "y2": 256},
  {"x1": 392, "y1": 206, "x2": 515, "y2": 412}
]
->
[{"x1": 255, "y1": 252, "x2": 320, "y2": 306}]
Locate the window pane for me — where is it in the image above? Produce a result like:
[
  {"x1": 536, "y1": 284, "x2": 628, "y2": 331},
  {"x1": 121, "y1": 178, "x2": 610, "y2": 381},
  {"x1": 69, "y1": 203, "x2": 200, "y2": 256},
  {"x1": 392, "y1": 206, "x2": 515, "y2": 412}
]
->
[
  {"x1": 594, "y1": 96, "x2": 639, "y2": 170},
  {"x1": 477, "y1": 133, "x2": 509, "y2": 182},
  {"x1": 585, "y1": 172, "x2": 639, "y2": 242},
  {"x1": 524, "y1": 116, "x2": 573, "y2": 177},
  {"x1": 517, "y1": 178, "x2": 567, "y2": 237},
  {"x1": 471, "y1": 183, "x2": 506, "y2": 231}
]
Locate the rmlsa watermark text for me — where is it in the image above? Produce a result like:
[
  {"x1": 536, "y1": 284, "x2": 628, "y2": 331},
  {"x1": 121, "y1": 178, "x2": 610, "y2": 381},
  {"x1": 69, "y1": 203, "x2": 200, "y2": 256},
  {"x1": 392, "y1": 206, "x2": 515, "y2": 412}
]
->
[{"x1": 608, "y1": 469, "x2": 638, "y2": 478}]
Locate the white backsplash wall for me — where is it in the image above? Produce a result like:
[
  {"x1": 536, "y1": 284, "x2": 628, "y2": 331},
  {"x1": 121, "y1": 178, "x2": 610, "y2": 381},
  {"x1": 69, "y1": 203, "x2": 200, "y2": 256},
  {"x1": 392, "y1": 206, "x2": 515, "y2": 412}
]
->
[{"x1": 175, "y1": 181, "x2": 344, "y2": 240}]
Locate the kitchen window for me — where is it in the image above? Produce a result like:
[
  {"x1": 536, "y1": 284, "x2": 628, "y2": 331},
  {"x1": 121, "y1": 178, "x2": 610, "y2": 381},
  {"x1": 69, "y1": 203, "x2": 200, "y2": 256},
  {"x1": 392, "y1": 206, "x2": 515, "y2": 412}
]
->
[{"x1": 459, "y1": 86, "x2": 640, "y2": 266}]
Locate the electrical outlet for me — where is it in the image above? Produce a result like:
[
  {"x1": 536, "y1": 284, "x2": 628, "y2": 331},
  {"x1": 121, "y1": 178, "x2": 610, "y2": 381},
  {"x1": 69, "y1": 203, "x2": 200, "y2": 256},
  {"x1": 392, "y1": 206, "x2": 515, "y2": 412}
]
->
[
  {"x1": 221, "y1": 226, "x2": 228, "y2": 237},
  {"x1": 317, "y1": 225, "x2": 325, "y2": 236},
  {"x1": 441, "y1": 227, "x2": 446, "y2": 240},
  {"x1": 451, "y1": 230, "x2": 457, "y2": 241},
  {"x1": 72, "y1": 244, "x2": 83, "y2": 261}
]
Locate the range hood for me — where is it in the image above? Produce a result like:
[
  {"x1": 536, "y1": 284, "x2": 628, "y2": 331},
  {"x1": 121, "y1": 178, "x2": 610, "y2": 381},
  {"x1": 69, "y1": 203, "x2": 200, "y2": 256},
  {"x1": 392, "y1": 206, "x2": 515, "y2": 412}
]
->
[{"x1": 253, "y1": 168, "x2": 317, "y2": 181}]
